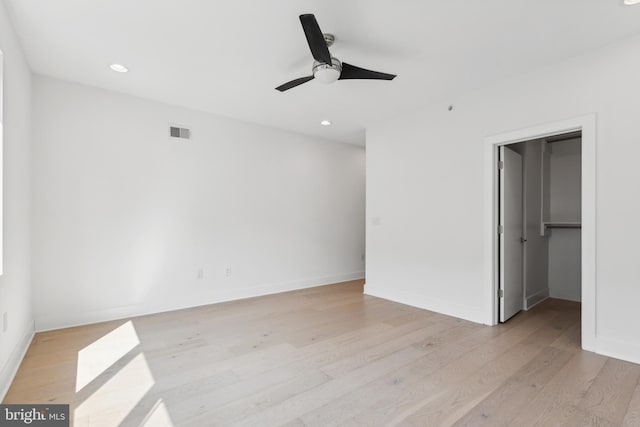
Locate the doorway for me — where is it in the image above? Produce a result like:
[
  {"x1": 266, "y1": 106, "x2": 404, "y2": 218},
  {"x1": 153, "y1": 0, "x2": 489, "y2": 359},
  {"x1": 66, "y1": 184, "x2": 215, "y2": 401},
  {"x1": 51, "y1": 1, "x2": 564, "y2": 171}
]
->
[
  {"x1": 499, "y1": 133, "x2": 582, "y2": 322},
  {"x1": 483, "y1": 115, "x2": 596, "y2": 352}
]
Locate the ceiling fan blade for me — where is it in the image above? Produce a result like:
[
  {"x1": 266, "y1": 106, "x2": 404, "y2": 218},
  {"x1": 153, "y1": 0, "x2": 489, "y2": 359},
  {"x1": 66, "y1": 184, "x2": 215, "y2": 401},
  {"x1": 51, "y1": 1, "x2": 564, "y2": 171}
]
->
[
  {"x1": 299, "y1": 14, "x2": 332, "y2": 65},
  {"x1": 339, "y1": 62, "x2": 396, "y2": 81},
  {"x1": 275, "y1": 75, "x2": 314, "y2": 92}
]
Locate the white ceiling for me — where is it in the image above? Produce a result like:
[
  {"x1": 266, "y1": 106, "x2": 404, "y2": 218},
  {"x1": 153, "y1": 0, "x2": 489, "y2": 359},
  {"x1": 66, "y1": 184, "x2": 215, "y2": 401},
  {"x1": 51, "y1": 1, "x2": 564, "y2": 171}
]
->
[{"x1": 5, "y1": 0, "x2": 640, "y2": 145}]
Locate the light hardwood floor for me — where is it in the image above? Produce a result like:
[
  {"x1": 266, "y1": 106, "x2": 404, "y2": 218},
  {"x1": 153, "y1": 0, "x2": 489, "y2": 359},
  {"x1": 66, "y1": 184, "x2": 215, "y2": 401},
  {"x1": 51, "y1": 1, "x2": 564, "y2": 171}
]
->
[{"x1": 4, "y1": 280, "x2": 640, "y2": 426}]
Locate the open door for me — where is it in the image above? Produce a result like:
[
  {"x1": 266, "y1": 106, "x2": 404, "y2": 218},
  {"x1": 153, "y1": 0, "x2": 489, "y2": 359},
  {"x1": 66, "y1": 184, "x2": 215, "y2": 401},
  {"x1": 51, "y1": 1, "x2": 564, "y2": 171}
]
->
[{"x1": 499, "y1": 146, "x2": 524, "y2": 322}]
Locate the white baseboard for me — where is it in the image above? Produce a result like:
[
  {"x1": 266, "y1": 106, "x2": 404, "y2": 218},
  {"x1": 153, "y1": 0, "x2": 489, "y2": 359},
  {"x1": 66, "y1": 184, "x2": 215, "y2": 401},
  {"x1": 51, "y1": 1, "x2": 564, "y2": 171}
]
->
[
  {"x1": 594, "y1": 336, "x2": 640, "y2": 365},
  {"x1": 548, "y1": 292, "x2": 582, "y2": 303},
  {"x1": 525, "y1": 288, "x2": 549, "y2": 310},
  {"x1": 364, "y1": 286, "x2": 485, "y2": 324},
  {"x1": 0, "y1": 320, "x2": 35, "y2": 401},
  {"x1": 35, "y1": 272, "x2": 365, "y2": 332}
]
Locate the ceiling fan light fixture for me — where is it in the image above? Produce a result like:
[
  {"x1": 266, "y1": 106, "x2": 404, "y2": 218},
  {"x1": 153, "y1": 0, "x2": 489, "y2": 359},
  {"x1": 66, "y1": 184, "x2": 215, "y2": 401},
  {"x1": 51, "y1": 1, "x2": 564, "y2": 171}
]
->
[
  {"x1": 313, "y1": 58, "x2": 342, "y2": 84},
  {"x1": 624, "y1": 0, "x2": 640, "y2": 4},
  {"x1": 314, "y1": 68, "x2": 340, "y2": 84}
]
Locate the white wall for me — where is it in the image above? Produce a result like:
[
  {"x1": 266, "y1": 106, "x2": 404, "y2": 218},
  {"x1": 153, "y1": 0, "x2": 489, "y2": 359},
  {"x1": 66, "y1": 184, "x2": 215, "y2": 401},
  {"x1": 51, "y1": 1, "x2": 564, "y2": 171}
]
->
[
  {"x1": 366, "y1": 35, "x2": 640, "y2": 363},
  {"x1": 32, "y1": 76, "x2": 365, "y2": 331},
  {"x1": 0, "y1": 1, "x2": 33, "y2": 399},
  {"x1": 548, "y1": 139, "x2": 581, "y2": 301}
]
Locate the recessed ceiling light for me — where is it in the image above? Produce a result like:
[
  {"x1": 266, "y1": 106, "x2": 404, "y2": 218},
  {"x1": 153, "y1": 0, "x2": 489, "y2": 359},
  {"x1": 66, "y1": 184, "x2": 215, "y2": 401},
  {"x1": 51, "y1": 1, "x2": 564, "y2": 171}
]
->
[
  {"x1": 109, "y1": 63, "x2": 129, "y2": 73},
  {"x1": 321, "y1": 120, "x2": 332, "y2": 126},
  {"x1": 624, "y1": 0, "x2": 640, "y2": 4}
]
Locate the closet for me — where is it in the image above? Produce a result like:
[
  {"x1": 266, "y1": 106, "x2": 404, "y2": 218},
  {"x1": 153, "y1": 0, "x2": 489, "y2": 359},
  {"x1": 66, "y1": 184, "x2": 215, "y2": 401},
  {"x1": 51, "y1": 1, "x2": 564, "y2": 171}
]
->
[{"x1": 500, "y1": 131, "x2": 581, "y2": 321}]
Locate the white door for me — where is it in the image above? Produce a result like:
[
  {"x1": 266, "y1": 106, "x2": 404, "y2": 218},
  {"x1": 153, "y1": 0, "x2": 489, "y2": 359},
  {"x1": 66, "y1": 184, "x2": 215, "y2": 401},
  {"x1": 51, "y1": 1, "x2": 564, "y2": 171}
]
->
[{"x1": 500, "y1": 146, "x2": 524, "y2": 322}]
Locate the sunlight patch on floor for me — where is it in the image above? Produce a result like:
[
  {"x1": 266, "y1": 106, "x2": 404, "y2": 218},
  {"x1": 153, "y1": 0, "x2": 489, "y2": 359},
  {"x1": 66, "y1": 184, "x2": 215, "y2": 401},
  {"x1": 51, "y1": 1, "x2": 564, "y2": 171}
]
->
[
  {"x1": 76, "y1": 321, "x2": 140, "y2": 392},
  {"x1": 141, "y1": 399, "x2": 174, "y2": 427},
  {"x1": 75, "y1": 352, "x2": 155, "y2": 426}
]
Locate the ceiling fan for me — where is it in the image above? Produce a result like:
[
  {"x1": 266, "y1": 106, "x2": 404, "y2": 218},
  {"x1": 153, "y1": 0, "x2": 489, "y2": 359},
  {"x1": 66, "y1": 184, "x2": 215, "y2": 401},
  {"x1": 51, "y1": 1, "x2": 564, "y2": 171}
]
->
[{"x1": 275, "y1": 14, "x2": 397, "y2": 92}]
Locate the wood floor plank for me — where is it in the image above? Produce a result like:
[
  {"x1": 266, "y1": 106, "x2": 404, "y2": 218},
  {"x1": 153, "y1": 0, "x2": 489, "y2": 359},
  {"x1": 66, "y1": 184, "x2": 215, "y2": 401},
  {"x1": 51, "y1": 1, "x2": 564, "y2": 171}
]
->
[
  {"x1": 549, "y1": 321, "x2": 582, "y2": 352},
  {"x1": 300, "y1": 341, "x2": 473, "y2": 426},
  {"x1": 279, "y1": 419, "x2": 306, "y2": 427},
  {"x1": 578, "y1": 358, "x2": 640, "y2": 425},
  {"x1": 126, "y1": 354, "x2": 321, "y2": 426},
  {"x1": 528, "y1": 405, "x2": 617, "y2": 427},
  {"x1": 622, "y1": 384, "x2": 640, "y2": 427},
  {"x1": 319, "y1": 320, "x2": 451, "y2": 378},
  {"x1": 230, "y1": 346, "x2": 429, "y2": 427},
  {"x1": 382, "y1": 310, "x2": 439, "y2": 327},
  {"x1": 390, "y1": 343, "x2": 540, "y2": 427},
  {"x1": 514, "y1": 351, "x2": 608, "y2": 427},
  {"x1": 447, "y1": 346, "x2": 574, "y2": 426},
  {"x1": 226, "y1": 299, "x2": 401, "y2": 355},
  {"x1": 230, "y1": 318, "x2": 429, "y2": 380},
  {"x1": 178, "y1": 370, "x2": 330, "y2": 426}
]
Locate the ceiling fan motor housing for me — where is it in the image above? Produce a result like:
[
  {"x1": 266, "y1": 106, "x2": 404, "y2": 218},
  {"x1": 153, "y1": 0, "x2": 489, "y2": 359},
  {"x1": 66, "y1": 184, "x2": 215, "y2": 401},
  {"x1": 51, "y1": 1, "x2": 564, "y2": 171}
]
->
[{"x1": 313, "y1": 57, "x2": 342, "y2": 84}]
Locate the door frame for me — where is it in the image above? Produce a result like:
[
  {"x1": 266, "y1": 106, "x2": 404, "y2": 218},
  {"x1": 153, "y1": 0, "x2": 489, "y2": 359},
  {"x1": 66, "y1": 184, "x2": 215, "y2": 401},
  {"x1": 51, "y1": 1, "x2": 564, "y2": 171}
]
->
[{"x1": 483, "y1": 114, "x2": 596, "y2": 352}]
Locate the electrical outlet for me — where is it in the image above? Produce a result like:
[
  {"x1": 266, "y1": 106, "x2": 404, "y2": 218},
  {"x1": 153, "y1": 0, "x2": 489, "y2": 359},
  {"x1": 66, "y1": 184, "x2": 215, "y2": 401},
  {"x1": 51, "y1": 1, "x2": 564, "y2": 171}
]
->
[
  {"x1": 197, "y1": 268, "x2": 204, "y2": 280},
  {"x1": 225, "y1": 267, "x2": 232, "y2": 277},
  {"x1": 2, "y1": 312, "x2": 7, "y2": 333}
]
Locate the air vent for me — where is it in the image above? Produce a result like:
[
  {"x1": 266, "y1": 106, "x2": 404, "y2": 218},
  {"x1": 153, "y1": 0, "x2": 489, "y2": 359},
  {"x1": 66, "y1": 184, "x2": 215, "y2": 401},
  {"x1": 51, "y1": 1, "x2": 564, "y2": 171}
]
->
[{"x1": 169, "y1": 126, "x2": 191, "y2": 140}]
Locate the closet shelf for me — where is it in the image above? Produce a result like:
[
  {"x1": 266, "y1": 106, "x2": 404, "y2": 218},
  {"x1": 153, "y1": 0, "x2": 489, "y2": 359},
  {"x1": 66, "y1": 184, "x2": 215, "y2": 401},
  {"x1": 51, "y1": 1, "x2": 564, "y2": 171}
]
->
[{"x1": 543, "y1": 221, "x2": 581, "y2": 229}]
